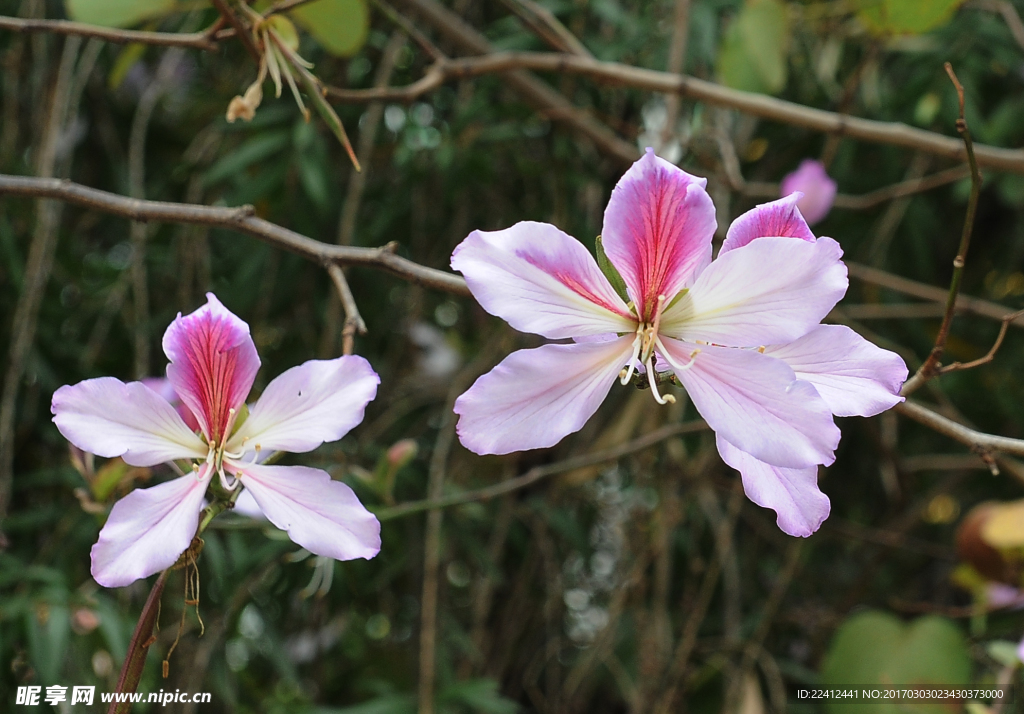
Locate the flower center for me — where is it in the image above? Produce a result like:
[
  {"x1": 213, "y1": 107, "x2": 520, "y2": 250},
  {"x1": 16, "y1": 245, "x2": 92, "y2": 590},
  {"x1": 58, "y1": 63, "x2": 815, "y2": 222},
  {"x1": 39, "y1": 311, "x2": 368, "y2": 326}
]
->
[{"x1": 618, "y1": 294, "x2": 700, "y2": 405}]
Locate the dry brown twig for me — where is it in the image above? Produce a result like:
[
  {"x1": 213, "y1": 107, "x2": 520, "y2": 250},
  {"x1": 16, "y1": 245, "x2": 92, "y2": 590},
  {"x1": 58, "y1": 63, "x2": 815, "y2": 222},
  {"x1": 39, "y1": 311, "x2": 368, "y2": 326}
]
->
[
  {"x1": 0, "y1": 15, "x2": 219, "y2": 50},
  {"x1": 326, "y1": 264, "x2": 366, "y2": 356}
]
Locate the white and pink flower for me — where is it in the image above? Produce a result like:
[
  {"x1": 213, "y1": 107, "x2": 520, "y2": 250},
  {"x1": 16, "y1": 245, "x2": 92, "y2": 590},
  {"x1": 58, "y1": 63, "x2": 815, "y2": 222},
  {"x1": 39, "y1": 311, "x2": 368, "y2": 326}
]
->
[
  {"x1": 450, "y1": 149, "x2": 907, "y2": 537},
  {"x1": 52, "y1": 294, "x2": 381, "y2": 587}
]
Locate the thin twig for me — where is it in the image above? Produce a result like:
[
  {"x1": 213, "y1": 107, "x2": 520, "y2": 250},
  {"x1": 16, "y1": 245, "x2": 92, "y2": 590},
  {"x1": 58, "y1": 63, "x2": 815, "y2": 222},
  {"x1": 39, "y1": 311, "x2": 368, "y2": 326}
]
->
[
  {"x1": 0, "y1": 15, "x2": 219, "y2": 50},
  {"x1": 328, "y1": 49, "x2": 1024, "y2": 173},
  {"x1": 895, "y1": 400, "x2": 1024, "y2": 460},
  {"x1": 935, "y1": 308, "x2": 1024, "y2": 375},
  {"x1": 210, "y1": 0, "x2": 261, "y2": 62},
  {"x1": 901, "y1": 64, "x2": 983, "y2": 396},
  {"x1": 971, "y1": 0, "x2": 1024, "y2": 51},
  {"x1": 498, "y1": 0, "x2": 593, "y2": 57},
  {"x1": 264, "y1": 0, "x2": 319, "y2": 14},
  {"x1": 660, "y1": 0, "x2": 691, "y2": 151},
  {"x1": 326, "y1": 264, "x2": 366, "y2": 356},
  {"x1": 376, "y1": 420, "x2": 708, "y2": 521},
  {"x1": 0, "y1": 175, "x2": 469, "y2": 295},
  {"x1": 372, "y1": 0, "x2": 447, "y2": 61}
]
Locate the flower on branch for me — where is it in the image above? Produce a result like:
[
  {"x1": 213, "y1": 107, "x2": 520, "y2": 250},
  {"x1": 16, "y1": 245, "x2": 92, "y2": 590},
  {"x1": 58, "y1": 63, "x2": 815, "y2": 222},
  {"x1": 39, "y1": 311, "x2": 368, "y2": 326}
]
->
[
  {"x1": 51, "y1": 294, "x2": 381, "y2": 588},
  {"x1": 450, "y1": 149, "x2": 907, "y2": 537},
  {"x1": 780, "y1": 159, "x2": 838, "y2": 225}
]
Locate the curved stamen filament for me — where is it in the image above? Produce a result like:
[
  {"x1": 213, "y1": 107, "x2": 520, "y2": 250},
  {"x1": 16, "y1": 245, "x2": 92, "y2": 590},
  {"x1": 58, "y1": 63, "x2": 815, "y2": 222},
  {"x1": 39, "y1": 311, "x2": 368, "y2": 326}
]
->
[
  {"x1": 654, "y1": 337, "x2": 701, "y2": 374},
  {"x1": 645, "y1": 356, "x2": 675, "y2": 405},
  {"x1": 619, "y1": 333, "x2": 642, "y2": 385},
  {"x1": 218, "y1": 466, "x2": 240, "y2": 492}
]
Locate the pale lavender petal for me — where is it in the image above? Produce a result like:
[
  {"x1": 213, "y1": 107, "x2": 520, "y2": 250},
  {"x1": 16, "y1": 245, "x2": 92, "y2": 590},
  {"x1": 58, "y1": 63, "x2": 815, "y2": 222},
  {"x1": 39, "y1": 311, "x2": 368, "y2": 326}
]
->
[
  {"x1": 163, "y1": 293, "x2": 260, "y2": 444},
  {"x1": 52, "y1": 377, "x2": 207, "y2": 467},
  {"x1": 780, "y1": 160, "x2": 837, "y2": 225},
  {"x1": 230, "y1": 355, "x2": 378, "y2": 454},
  {"x1": 601, "y1": 148, "x2": 716, "y2": 320},
  {"x1": 233, "y1": 489, "x2": 266, "y2": 519},
  {"x1": 454, "y1": 337, "x2": 636, "y2": 455},
  {"x1": 235, "y1": 463, "x2": 380, "y2": 560},
  {"x1": 765, "y1": 325, "x2": 908, "y2": 417},
  {"x1": 660, "y1": 236, "x2": 848, "y2": 347},
  {"x1": 451, "y1": 222, "x2": 634, "y2": 339},
  {"x1": 717, "y1": 435, "x2": 830, "y2": 537},
  {"x1": 91, "y1": 466, "x2": 213, "y2": 587},
  {"x1": 141, "y1": 377, "x2": 200, "y2": 432},
  {"x1": 720, "y1": 193, "x2": 815, "y2": 255},
  {"x1": 661, "y1": 339, "x2": 840, "y2": 468}
]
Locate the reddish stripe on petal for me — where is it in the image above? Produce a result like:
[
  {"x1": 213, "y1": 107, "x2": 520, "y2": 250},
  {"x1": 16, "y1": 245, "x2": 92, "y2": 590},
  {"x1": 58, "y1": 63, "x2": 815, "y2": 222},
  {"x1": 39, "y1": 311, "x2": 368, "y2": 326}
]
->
[
  {"x1": 720, "y1": 193, "x2": 816, "y2": 255},
  {"x1": 163, "y1": 294, "x2": 260, "y2": 443},
  {"x1": 601, "y1": 149, "x2": 716, "y2": 321}
]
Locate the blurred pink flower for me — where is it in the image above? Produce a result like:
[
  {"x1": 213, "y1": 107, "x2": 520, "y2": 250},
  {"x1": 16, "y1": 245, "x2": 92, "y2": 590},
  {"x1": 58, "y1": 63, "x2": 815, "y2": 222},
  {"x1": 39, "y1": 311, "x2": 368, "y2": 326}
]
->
[
  {"x1": 780, "y1": 159, "x2": 837, "y2": 225},
  {"x1": 450, "y1": 151, "x2": 906, "y2": 537},
  {"x1": 52, "y1": 294, "x2": 381, "y2": 587}
]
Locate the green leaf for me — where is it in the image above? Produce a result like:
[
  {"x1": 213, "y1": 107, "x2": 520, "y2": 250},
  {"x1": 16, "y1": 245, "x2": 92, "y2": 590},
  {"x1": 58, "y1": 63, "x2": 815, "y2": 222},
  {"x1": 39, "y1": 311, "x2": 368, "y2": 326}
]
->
[
  {"x1": 595, "y1": 236, "x2": 630, "y2": 304},
  {"x1": 65, "y1": 0, "x2": 176, "y2": 28},
  {"x1": 290, "y1": 0, "x2": 370, "y2": 57},
  {"x1": 858, "y1": 0, "x2": 966, "y2": 36},
  {"x1": 203, "y1": 131, "x2": 291, "y2": 187},
  {"x1": 821, "y1": 611, "x2": 971, "y2": 714},
  {"x1": 717, "y1": 0, "x2": 790, "y2": 95}
]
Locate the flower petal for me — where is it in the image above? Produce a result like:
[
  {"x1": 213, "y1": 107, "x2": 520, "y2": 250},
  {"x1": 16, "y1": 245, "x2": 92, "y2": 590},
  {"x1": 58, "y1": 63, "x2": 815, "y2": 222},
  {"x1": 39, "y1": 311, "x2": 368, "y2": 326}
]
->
[
  {"x1": 236, "y1": 463, "x2": 380, "y2": 560},
  {"x1": 450, "y1": 222, "x2": 633, "y2": 339},
  {"x1": 765, "y1": 325, "x2": 908, "y2": 417},
  {"x1": 141, "y1": 377, "x2": 201, "y2": 432},
  {"x1": 230, "y1": 355, "x2": 378, "y2": 454},
  {"x1": 720, "y1": 193, "x2": 815, "y2": 255},
  {"x1": 661, "y1": 236, "x2": 848, "y2": 347},
  {"x1": 661, "y1": 339, "x2": 840, "y2": 468},
  {"x1": 780, "y1": 160, "x2": 837, "y2": 225},
  {"x1": 163, "y1": 293, "x2": 260, "y2": 444},
  {"x1": 717, "y1": 435, "x2": 830, "y2": 537},
  {"x1": 51, "y1": 378, "x2": 207, "y2": 467},
  {"x1": 454, "y1": 337, "x2": 635, "y2": 455},
  {"x1": 601, "y1": 148, "x2": 716, "y2": 320},
  {"x1": 91, "y1": 467, "x2": 212, "y2": 587}
]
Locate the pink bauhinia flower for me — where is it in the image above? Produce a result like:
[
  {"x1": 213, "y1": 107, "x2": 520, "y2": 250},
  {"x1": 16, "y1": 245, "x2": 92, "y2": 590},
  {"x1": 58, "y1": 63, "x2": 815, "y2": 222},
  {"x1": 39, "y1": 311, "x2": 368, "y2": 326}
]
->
[
  {"x1": 52, "y1": 294, "x2": 381, "y2": 587},
  {"x1": 450, "y1": 150, "x2": 907, "y2": 537},
  {"x1": 780, "y1": 159, "x2": 838, "y2": 225}
]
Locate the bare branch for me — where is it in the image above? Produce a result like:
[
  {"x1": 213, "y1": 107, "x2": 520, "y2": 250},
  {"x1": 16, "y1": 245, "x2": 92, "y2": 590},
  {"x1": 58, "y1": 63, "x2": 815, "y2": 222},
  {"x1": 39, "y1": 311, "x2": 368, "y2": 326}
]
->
[
  {"x1": 902, "y1": 64, "x2": 983, "y2": 396},
  {"x1": 498, "y1": 0, "x2": 593, "y2": 58},
  {"x1": 970, "y1": 0, "x2": 1024, "y2": 51},
  {"x1": 0, "y1": 175, "x2": 470, "y2": 296},
  {"x1": 0, "y1": 15, "x2": 219, "y2": 50},
  {"x1": 935, "y1": 308, "x2": 1024, "y2": 375},
  {"x1": 895, "y1": 400, "x2": 1024, "y2": 459},
  {"x1": 326, "y1": 264, "x2": 366, "y2": 356},
  {"x1": 210, "y1": 0, "x2": 261, "y2": 62},
  {"x1": 328, "y1": 50, "x2": 1024, "y2": 173}
]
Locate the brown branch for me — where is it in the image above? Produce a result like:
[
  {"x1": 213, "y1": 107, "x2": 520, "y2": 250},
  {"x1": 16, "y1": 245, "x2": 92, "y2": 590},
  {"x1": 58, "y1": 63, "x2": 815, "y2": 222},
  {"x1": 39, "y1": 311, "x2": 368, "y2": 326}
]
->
[
  {"x1": 265, "y1": 0, "x2": 319, "y2": 14},
  {"x1": 895, "y1": 400, "x2": 1024, "y2": 459},
  {"x1": 210, "y1": 0, "x2": 261, "y2": 62},
  {"x1": 328, "y1": 50, "x2": 1024, "y2": 173},
  {"x1": 498, "y1": 0, "x2": 593, "y2": 58},
  {"x1": 935, "y1": 308, "x2": 1024, "y2": 375},
  {"x1": 971, "y1": 0, "x2": 1024, "y2": 51},
  {"x1": 0, "y1": 15, "x2": 219, "y2": 50},
  {"x1": 0, "y1": 175, "x2": 470, "y2": 296},
  {"x1": 376, "y1": 420, "x2": 709, "y2": 521},
  {"x1": 372, "y1": 0, "x2": 446, "y2": 61},
  {"x1": 847, "y1": 262, "x2": 1024, "y2": 328},
  {"x1": 326, "y1": 264, "x2": 366, "y2": 356},
  {"x1": 901, "y1": 64, "x2": 983, "y2": 396}
]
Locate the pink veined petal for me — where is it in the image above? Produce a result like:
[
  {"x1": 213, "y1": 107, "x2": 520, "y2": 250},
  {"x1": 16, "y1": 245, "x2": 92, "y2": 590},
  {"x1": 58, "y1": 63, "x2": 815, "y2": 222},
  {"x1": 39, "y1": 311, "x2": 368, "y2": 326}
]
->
[
  {"x1": 764, "y1": 325, "x2": 908, "y2": 417},
  {"x1": 717, "y1": 435, "x2": 830, "y2": 537},
  {"x1": 229, "y1": 355, "x2": 379, "y2": 454},
  {"x1": 720, "y1": 193, "x2": 816, "y2": 255},
  {"x1": 90, "y1": 465, "x2": 213, "y2": 587},
  {"x1": 451, "y1": 222, "x2": 634, "y2": 339},
  {"x1": 454, "y1": 336, "x2": 636, "y2": 455},
  {"x1": 51, "y1": 377, "x2": 207, "y2": 467},
  {"x1": 661, "y1": 339, "x2": 840, "y2": 468},
  {"x1": 163, "y1": 293, "x2": 260, "y2": 444},
  {"x1": 141, "y1": 376, "x2": 201, "y2": 432},
  {"x1": 660, "y1": 236, "x2": 848, "y2": 347},
  {"x1": 234, "y1": 463, "x2": 380, "y2": 560},
  {"x1": 601, "y1": 148, "x2": 716, "y2": 321}
]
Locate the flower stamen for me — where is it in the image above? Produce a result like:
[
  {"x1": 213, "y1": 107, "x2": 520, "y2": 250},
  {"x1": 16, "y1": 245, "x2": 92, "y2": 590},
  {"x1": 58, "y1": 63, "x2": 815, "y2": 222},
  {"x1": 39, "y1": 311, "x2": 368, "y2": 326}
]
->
[{"x1": 620, "y1": 334, "x2": 642, "y2": 385}]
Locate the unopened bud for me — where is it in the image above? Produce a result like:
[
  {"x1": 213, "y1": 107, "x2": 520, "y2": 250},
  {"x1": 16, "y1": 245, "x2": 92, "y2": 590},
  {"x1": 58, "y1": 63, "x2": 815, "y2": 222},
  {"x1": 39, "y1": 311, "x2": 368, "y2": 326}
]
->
[
  {"x1": 226, "y1": 81, "x2": 263, "y2": 123},
  {"x1": 387, "y1": 439, "x2": 418, "y2": 470},
  {"x1": 780, "y1": 159, "x2": 837, "y2": 225}
]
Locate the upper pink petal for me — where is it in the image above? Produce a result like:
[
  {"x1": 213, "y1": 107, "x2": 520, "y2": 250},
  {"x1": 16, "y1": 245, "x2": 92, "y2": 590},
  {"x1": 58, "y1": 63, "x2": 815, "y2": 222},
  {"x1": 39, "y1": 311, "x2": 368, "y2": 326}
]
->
[
  {"x1": 601, "y1": 148, "x2": 716, "y2": 320},
  {"x1": 720, "y1": 193, "x2": 815, "y2": 255},
  {"x1": 765, "y1": 325, "x2": 908, "y2": 417},
  {"x1": 780, "y1": 160, "x2": 837, "y2": 225},
  {"x1": 454, "y1": 337, "x2": 635, "y2": 455},
  {"x1": 451, "y1": 222, "x2": 633, "y2": 339},
  {"x1": 163, "y1": 293, "x2": 260, "y2": 444},
  {"x1": 717, "y1": 435, "x2": 830, "y2": 537},
  {"x1": 660, "y1": 236, "x2": 848, "y2": 347},
  {"x1": 230, "y1": 355, "x2": 378, "y2": 454},
  {"x1": 661, "y1": 339, "x2": 840, "y2": 468},
  {"x1": 52, "y1": 377, "x2": 207, "y2": 467},
  {"x1": 90, "y1": 466, "x2": 212, "y2": 587},
  {"x1": 234, "y1": 463, "x2": 380, "y2": 560}
]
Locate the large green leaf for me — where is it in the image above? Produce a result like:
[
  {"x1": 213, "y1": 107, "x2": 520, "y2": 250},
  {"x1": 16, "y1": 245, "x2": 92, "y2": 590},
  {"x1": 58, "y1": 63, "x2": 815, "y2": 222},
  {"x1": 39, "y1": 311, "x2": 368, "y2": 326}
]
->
[
  {"x1": 717, "y1": 0, "x2": 790, "y2": 95},
  {"x1": 290, "y1": 0, "x2": 369, "y2": 57},
  {"x1": 65, "y1": 0, "x2": 176, "y2": 28},
  {"x1": 858, "y1": 0, "x2": 966, "y2": 35},
  {"x1": 821, "y1": 611, "x2": 971, "y2": 714}
]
